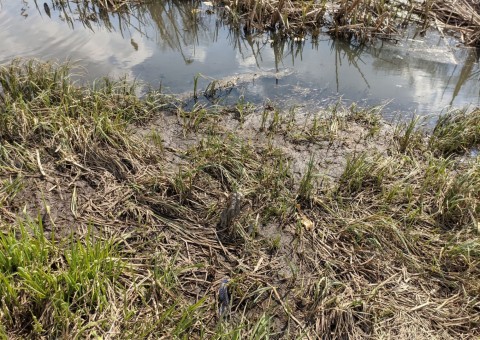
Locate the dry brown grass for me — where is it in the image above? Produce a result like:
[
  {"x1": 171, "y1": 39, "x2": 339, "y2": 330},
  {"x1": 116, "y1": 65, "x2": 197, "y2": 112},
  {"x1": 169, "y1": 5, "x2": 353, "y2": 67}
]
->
[
  {"x1": 413, "y1": 0, "x2": 480, "y2": 46},
  {"x1": 218, "y1": 0, "x2": 480, "y2": 45}
]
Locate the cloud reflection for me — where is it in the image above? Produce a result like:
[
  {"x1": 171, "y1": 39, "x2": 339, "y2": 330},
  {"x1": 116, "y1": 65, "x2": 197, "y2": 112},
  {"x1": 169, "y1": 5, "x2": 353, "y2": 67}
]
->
[{"x1": 0, "y1": 0, "x2": 478, "y2": 116}]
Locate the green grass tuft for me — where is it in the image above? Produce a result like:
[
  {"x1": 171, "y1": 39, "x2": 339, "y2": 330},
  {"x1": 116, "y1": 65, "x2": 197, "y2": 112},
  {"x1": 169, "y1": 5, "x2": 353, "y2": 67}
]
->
[{"x1": 430, "y1": 108, "x2": 480, "y2": 156}]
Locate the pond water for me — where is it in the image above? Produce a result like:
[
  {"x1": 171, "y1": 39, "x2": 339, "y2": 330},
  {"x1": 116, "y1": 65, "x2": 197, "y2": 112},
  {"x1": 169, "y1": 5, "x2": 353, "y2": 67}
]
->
[{"x1": 1, "y1": 0, "x2": 479, "y2": 119}]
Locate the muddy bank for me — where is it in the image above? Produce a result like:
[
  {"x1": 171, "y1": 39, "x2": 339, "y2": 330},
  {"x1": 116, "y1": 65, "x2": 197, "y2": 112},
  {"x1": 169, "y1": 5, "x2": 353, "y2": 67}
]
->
[{"x1": 0, "y1": 60, "x2": 479, "y2": 338}]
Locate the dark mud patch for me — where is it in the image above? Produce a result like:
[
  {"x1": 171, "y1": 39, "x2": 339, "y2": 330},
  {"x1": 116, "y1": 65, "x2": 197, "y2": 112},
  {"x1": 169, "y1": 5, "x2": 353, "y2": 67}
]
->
[{"x1": 136, "y1": 100, "x2": 393, "y2": 183}]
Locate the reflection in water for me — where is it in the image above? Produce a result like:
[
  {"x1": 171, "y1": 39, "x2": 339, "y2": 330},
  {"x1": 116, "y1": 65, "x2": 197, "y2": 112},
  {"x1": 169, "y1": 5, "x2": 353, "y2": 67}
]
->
[
  {"x1": 145, "y1": 0, "x2": 207, "y2": 61},
  {"x1": 36, "y1": 0, "x2": 209, "y2": 59},
  {"x1": 330, "y1": 40, "x2": 371, "y2": 92},
  {"x1": 450, "y1": 50, "x2": 480, "y2": 104},
  {"x1": 0, "y1": 0, "x2": 479, "y2": 117}
]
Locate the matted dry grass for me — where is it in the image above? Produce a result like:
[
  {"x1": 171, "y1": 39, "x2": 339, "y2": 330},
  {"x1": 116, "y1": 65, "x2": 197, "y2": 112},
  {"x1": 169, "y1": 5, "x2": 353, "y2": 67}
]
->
[{"x1": 414, "y1": 0, "x2": 480, "y2": 46}]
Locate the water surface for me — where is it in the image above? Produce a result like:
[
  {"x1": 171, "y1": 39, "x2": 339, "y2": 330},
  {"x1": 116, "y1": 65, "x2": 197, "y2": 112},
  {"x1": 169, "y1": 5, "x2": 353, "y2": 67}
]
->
[{"x1": 1, "y1": 0, "x2": 479, "y2": 118}]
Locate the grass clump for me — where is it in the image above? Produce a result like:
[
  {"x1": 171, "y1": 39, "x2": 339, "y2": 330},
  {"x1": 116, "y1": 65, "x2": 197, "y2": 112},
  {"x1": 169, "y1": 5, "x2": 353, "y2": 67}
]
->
[
  {"x1": 337, "y1": 153, "x2": 394, "y2": 196},
  {"x1": 0, "y1": 59, "x2": 161, "y2": 181},
  {"x1": 394, "y1": 115, "x2": 425, "y2": 154},
  {"x1": 429, "y1": 108, "x2": 480, "y2": 156},
  {"x1": 436, "y1": 162, "x2": 480, "y2": 228},
  {"x1": 297, "y1": 155, "x2": 316, "y2": 203},
  {"x1": 0, "y1": 219, "x2": 124, "y2": 338}
]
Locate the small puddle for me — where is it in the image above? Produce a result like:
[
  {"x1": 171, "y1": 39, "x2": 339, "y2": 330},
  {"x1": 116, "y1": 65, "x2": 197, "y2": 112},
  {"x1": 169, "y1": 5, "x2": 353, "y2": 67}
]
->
[{"x1": 1, "y1": 0, "x2": 479, "y2": 120}]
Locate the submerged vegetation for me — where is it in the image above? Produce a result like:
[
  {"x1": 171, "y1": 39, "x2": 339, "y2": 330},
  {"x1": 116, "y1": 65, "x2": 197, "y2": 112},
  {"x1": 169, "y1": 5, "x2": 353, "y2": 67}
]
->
[{"x1": 0, "y1": 60, "x2": 479, "y2": 338}]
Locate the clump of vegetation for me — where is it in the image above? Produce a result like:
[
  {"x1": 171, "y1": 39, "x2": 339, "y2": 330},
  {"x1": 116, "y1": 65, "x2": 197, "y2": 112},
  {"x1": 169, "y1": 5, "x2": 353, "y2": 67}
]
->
[
  {"x1": 429, "y1": 108, "x2": 480, "y2": 156},
  {"x1": 218, "y1": 0, "x2": 480, "y2": 45},
  {"x1": 221, "y1": 0, "x2": 326, "y2": 34},
  {"x1": 0, "y1": 60, "x2": 479, "y2": 338},
  {"x1": 219, "y1": 0, "x2": 404, "y2": 41},
  {"x1": 0, "y1": 220, "x2": 124, "y2": 338},
  {"x1": 414, "y1": 0, "x2": 480, "y2": 46}
]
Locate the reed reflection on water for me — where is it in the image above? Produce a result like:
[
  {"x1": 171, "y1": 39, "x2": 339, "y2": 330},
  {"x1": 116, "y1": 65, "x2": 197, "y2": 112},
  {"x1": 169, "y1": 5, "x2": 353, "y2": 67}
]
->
[{"x1": 0, "y1": 0, "x2": 479, "y2": 116}]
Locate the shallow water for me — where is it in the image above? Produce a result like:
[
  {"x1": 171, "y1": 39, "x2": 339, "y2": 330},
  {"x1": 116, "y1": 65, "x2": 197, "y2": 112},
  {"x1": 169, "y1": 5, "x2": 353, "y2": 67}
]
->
[{"x1": 1, "y1": 0, "x2": 479, "y2": 119}]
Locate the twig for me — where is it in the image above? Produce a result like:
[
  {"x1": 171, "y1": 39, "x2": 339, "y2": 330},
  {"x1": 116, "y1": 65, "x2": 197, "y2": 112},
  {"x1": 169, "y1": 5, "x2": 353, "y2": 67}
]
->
[{"x1": 36, "y1": 149, "x2": 46, "y2": 177}]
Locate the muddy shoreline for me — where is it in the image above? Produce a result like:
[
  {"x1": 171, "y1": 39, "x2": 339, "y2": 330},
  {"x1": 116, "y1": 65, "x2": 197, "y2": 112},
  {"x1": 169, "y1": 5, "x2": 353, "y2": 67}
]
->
[
  {"x1": 0, "y1": 60, "x2": 479, "y2": 338},
  {"x1": 1, "y1": 1, "x2": 480, "y2": 338}
]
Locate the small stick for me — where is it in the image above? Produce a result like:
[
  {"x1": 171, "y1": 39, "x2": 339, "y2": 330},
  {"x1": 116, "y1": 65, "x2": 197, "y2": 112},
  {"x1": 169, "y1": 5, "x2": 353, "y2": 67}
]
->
[
  {"x1": 36, "y1": 149, "x2": 46, "y2": 177},
  {"x1": 410, "y1": 301, "x2": 435, "y2": 312}
]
